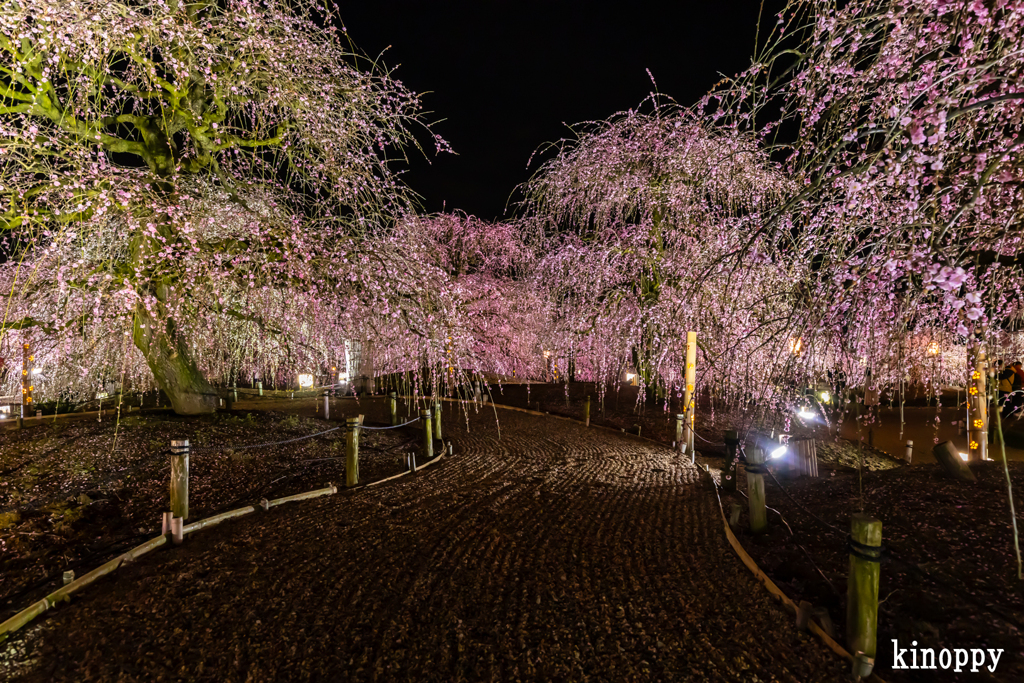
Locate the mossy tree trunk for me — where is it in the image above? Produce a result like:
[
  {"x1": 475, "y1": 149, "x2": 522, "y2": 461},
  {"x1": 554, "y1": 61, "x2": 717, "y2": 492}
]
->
[{"x1": 133, "y1": 301, "x2": 218, "y2": 415}]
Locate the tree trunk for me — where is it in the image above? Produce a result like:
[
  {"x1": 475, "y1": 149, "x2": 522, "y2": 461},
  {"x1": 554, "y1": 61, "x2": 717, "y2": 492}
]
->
[{"x1": 133, "y1": 304, "x2": 217, "y2": 415}]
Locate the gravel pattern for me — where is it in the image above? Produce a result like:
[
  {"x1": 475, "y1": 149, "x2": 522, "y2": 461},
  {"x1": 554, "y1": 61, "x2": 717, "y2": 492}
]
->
[{"x1": 3, "y1": 406, "x2": 848, "y2": 682}]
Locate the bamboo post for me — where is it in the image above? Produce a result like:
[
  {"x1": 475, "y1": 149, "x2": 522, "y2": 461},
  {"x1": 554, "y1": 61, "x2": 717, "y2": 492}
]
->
[
  {"x1": 257, "y1": 380, "x2": 263, "y2": 397},
  {"x1": 233, "y1": 383, "x2": 237, "y2": 403},
  {"x1": 683, "y1": 331, "x2": 697, "y2": 461},
  {"x1": 345, "y1": 416, "x2": 360, "y2": 487},
  {"x1": 584, "y1": 395, "x2": 591, "y2": 427},
  {"x1": 967, "y1": 342, "x2": 988, "y2": 462},
  {"x1": 389, "y1": 391, "x2": 398, "y2": 426},
  {"x1": 170, "y1": 439, "x2": 190, "y2": 520},
  {"x1": 675, "y1": 414, "x2": 685, "y2": 455},
  {"x1": 745, "y1": 445, "x2": 768, "y2": 534},
  {"x1": 323, "y1": 393, "x2": 330, "y2": 421},
  {"x1": 722, "y1": 429, "x2": 739, "y2": 493},
  {"x1": 847, "y1": 513, "x2": 882, "y2": 672},
  {"x1": 421, "y1": 409, "x2": 433, "y2": 460},
  {"x1": 905, "y1": 440, "x2": 913, "y2": 464},
  {"x1": 433, "y1": 400, "x2": 443, "y2": 441}
]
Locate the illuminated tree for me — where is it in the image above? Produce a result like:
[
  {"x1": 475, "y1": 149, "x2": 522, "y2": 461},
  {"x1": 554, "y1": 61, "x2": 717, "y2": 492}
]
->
[
  {"x1": 0, "y1": 0, "x2": 444, "y2": 413},
  {"x1": 707, "y1": 0, "x2": 1024, "y2": 383},
  {"x1": 522, "y1": 103, "x2": 803, "y2": 400}
]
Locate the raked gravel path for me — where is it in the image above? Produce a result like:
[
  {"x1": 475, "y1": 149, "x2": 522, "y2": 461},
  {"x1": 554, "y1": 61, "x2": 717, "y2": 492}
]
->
[{"x1": 5, "y1": 406, "x2": 847, "y2": 682}]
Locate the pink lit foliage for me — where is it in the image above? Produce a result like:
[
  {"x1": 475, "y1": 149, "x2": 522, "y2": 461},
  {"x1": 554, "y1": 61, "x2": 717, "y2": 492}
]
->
[
  {"x1": 382, "y1": 213, "x2": 548, "y2": 392},
  {"x1": 0, "y1": 0, "x2": 448, "y2": 413},
  {"x1": 522, "y1": 104, "x2": 815, "y2": 407},
  {"x1": 707, "y1": 0, "x2": 1024, "y2": 393}
]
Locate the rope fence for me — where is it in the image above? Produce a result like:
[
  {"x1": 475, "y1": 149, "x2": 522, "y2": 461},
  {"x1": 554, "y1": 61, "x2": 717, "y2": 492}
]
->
[{"x1": 747, "y1": 449, "x2": 1024, "y2": 633}]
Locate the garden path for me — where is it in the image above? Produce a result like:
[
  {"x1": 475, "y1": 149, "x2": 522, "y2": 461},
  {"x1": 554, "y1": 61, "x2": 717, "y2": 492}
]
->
[{"x1": 7, "y1": 406, "x2": 847, "y2": 682}]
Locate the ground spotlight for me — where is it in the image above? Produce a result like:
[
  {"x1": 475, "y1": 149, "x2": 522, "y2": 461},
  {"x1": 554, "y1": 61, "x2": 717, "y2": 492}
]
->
[{"x1": 770, "y1": 445, "x2": 787, "y2": 459}]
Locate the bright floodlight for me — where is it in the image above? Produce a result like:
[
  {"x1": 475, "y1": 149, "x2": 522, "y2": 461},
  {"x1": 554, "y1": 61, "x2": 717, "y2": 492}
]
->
[
  {"x1": 338, "y1": 371, "x2": 349, "y2": 382},
  {"x1": 770, "y1": 445, "x2": 787, "y2": 459},
  {"x1": 798, "y1": 409, "x2": 816, "y2": 420},
  {"x1": 31, "y1": 368, "x2": 42, "y2": 375},
  {"x1": 959, "y1": 452, "x2": 969, "y2": 462},
  {"x1": 298, "y1": 373, "x2": 314, "y2": 388},
  {"x1": 819, "y1": 390, "x2": 831, "y2": 402},
  {"x1": 625, "y1": 373, "x2": 637, "y2": 382}
]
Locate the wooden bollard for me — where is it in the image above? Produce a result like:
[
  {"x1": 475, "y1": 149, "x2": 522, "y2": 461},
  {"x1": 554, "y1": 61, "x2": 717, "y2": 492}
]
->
[
  {"x1": 421, "y1": 409, "x2": 433, "y2": 460},
  {"x1": 847, "y1": 514, "x2": 882, "y2": 674},
  {"x1": 729, "y1": 502, "x2": 742, "y2": 530},
  {"x1": 745, "y1": 445, "x2": 768, "y2": 534},
  {"x1": 722, "y1": 430, "x2": 739, "y2": 493},
  {"x1": 675, "y1": 414, "x2": 685, "y2": 455},
  {"x1": 433, "y1": 401, "x2": 443, "y2": 440},
  {"x1": 170, "y1": 516, "x2": 184, "y2": 545},
  {"x1": 170, "y1": 439, "x2": 190, "y2": 520},
  {"x1": 345, "y1": 416, "x2": 361, "y2": 487},
  {"x1": 161, "y1": 511, "x2": 173, "y2": 535},
  {"x1": 905, "y1": 440, "x2": 913, "y2": 464},
  {"x1": 389, "y1": 392, "x2": 398, "y2": 425},
  {"x1": 584, "y1": 396, "x2": 591, "y2": 427}
]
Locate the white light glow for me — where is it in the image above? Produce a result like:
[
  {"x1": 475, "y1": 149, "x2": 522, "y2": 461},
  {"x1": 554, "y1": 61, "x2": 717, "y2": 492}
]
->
[
  {"x1": 298, "y1": 374, "x2": 314, "y2": 388},
  {"x1": 0, "y1": 405, "x2": 10, "y2": 414},
  {"x1": 31, "y1": 368, "x2": 42, "y2": 375},
  {"x1": 798, "y1": 410, "x2": 816, "y2": 420},
  {"x1": 338, "y1": 372, "x2": 349, "y2": 382},
  {"x1": 959, "y1": 452, "x2": 969, "y2": 462},
  {"x1": 625, "y1": 373, "x2": 637, "y2": 382},
  {"x1": 770, "y1": 445, "x2": 787, "y2": 459},
  {"x1": 819, "y1": 391, "x2": 831, "y2": 402}
]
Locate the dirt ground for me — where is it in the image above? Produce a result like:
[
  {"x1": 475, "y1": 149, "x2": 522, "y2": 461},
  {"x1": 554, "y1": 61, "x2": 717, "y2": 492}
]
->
[
  {"x1": 0, "y1": 397, "x2": 420, "y2": 615},
  {"x1": 724, "y1": 461, "x2": 1024, "y2": 682},
  {"x1": 4, "y1": 385, "x2": 1020, "y2": 681},
  {"x1": 1, "y1": 402, "x2": 850, "y2": 682}
]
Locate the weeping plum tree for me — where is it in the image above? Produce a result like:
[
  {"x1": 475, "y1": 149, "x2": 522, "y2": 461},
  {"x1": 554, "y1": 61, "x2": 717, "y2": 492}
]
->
[
  {"x1": 707, "y1": 0, "x2": 1024, "y2": 385},
  {"x1": 0, "y1": 0, "x2": 445, "y2": 413},
  {"x1": 708, "y1": 0, "x2": 1024, "y2": 574},
  {"x1": 522, "y1": 103, "x2": 804, "y2": 400},
  {"x1": 381, "y1": 212, "x2": 548, "y2": 386}
]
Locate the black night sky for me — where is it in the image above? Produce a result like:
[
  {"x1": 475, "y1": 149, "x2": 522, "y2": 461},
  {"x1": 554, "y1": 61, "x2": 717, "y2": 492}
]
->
[{"x1": 339, "y1": 1, "x2": 785, "y2": 221}]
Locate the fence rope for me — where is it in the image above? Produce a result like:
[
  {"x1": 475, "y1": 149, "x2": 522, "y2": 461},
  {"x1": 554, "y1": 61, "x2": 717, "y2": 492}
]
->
[
  {"x1": 360, "y1": 417, "x2": 421, "y2": 431},
  {"x1": 191, "y1": 425, "x2": 345, "y2": 453},
  {"x1": 757, "y1": 451, "x2": 1024, "y2": 632}
]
